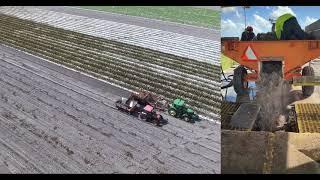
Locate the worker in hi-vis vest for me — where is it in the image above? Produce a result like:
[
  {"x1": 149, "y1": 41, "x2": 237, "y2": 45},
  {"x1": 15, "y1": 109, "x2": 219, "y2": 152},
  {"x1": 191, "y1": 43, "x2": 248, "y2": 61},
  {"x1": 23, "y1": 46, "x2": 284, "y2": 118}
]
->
[{"x1": 275, "y1": 13, "x2": 313, "y2": 40}]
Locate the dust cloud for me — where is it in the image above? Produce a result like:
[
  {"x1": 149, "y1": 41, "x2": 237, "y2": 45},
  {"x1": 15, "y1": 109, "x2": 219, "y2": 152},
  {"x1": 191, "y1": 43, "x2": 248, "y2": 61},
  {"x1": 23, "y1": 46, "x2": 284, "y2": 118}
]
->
[{"x1": 256, "y1": 72, "x2": 291, "y2": 131}]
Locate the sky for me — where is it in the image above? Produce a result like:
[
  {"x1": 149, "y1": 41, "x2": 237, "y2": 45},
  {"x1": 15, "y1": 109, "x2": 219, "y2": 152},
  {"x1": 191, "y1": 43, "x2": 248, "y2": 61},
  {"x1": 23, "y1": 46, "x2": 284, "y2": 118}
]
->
[{"x1": 221, "y1": 6, "x2": 320, "y2": 38}]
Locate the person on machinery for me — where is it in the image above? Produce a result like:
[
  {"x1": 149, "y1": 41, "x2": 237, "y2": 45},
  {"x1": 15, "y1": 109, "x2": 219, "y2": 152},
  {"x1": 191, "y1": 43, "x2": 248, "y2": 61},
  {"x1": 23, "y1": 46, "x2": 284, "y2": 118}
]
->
[
  {"x1": 275, "y1": 13, "x2": 314, "y2": 40},
  {"x1": 241, "y1": 26, "x2": 255, "y2": 41}
]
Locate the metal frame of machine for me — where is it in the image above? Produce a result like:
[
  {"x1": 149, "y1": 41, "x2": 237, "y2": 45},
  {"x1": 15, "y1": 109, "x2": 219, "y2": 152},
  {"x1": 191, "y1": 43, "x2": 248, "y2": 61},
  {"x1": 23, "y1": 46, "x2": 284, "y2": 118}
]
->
[
  {"x1": 222, "y1": 40, "x2": 320, "y2": 97},
  {"x1": 222, "y1": 40, "x2": 320, "y2": 81}
]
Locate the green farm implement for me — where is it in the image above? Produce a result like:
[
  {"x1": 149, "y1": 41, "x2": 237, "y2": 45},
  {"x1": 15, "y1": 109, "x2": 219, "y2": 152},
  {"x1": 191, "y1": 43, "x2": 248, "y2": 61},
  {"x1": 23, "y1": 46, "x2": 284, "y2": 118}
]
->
[{"x1": 168, "y1": 98, "x2": 199, "y2": 123}]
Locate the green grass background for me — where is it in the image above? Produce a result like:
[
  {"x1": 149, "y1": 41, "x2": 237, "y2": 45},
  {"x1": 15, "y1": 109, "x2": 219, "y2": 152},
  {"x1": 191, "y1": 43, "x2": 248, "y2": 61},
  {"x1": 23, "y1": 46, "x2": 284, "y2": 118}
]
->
[
  {"x1": 79, "y1": 6, "x2": 220, "y2": 29},
  {"x1": 221, "y1": 54, "x2": 237, "y2": 71}
]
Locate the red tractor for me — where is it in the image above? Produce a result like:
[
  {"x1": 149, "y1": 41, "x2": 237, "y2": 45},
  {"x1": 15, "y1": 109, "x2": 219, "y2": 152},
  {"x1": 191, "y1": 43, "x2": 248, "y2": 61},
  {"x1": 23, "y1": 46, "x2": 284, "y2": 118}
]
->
[{"x1": 115, "y1": 91, "x2": 168, "y2": 126}]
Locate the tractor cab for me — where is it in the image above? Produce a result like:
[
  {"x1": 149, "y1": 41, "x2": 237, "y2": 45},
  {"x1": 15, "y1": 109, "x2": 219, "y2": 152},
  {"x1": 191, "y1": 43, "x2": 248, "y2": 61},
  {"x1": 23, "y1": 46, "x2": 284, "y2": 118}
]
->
[{"x1": 173, "y1": 98, "x2": 185, "y2": 109}]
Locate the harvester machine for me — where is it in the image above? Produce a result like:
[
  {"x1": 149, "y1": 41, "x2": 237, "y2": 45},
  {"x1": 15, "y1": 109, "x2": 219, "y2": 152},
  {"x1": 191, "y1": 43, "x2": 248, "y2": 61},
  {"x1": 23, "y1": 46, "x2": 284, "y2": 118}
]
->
[{"x1": 115, "y1": 90, "x2": 168, "y2": 126}]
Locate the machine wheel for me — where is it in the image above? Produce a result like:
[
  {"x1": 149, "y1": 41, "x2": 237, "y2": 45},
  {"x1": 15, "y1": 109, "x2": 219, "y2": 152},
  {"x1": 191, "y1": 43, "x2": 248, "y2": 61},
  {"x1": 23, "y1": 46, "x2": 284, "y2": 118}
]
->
[
  {"x1": 138, "y1": 113, "x2": 145, "y2": 120},
  {"x1": 189, "y1": 118, "x2": 195, "y2": 124},
  {"x1": 233, "y1": 65, "x2": 249, "y2": 95},
  {"x1": 302, "y1": 66, "x2": 315, "y2": 97},
  {"x1": 155, "y1": 115, "x2": 162, "y2": 126},
  {"x1": 181, "y1": 116, "x2": 194, "y2": 123},
  {"x1": 168, "y1": 108, "x2": 177, "y2": 117},
  {"x1": 115, "y1": 99, "x2": 122, "y2": 109},
  {"x1": 183, "y1": 116, "x2": 190, "y2": 122}
]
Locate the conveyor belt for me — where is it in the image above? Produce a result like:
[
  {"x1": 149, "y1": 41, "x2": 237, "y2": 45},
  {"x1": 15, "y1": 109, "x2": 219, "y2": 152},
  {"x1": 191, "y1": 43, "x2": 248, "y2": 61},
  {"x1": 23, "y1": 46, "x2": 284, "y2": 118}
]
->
[
  {"x1": 230, "y1": 103, "x2": 260, "y2": 131},
  {"x1": 221, "y1": 101, "x2": 241, "y2": 129},
  {"x1": 296, "y1": 103, "x2": 320, "y2": 133},
  {"x1": 292, "y1": 76, "x2": 320, "y2": 86}
]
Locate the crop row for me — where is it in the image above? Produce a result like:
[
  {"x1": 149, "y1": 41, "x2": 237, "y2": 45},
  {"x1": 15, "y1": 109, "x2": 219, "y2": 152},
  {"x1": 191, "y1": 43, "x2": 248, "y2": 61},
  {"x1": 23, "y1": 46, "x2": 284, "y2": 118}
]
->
[
  {"x1": 0, "y1": 34, "x2": 218, "y2": 116},
  {"x1": 4, "y1": 28, "x2": 218, "y2": 102},
  {"x1": 1, "y1": 15, "x2": 219, "y2": 80},
  {"x1": 0, "y1": 6, "x2": 219, "y2": 64},
  {"x1": 18, "y1": 29, "x2": 219, "y2": 91},
  {"x1": 0, "y1": 14, "x2": 220, "y2": 118}
]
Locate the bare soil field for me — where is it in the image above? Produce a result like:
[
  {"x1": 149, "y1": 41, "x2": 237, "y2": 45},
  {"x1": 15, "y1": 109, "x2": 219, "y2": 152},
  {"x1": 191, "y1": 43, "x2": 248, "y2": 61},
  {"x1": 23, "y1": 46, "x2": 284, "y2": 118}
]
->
[{"x1": 0, "y1": 44, "x2": 220, "y2": 173}]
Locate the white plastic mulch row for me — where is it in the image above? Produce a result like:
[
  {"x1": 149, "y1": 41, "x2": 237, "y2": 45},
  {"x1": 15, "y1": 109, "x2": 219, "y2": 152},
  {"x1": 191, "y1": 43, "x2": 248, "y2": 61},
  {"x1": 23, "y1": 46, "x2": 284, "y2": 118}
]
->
[{"x1": 0, "y1": 6, "x2": 220, "y2": 65}]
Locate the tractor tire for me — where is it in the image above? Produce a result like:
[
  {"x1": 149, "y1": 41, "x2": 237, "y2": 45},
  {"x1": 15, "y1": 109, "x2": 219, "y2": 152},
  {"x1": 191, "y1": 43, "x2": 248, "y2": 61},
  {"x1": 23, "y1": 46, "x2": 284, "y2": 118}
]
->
[
  {"x1": 302, "y1": 66, "x2": 315, "y2": 97},
  {"x1": 189, "y1": 118, "x2": 195, "y2": 124},
  {"x1": 183, "y1": 116, "x2": 190, "y2": 122},
  {"x1": 168, "y1": 108, "x2": 177, "y2": 117},
  {"x1": 182, "y1": 116, "x2": 195, "y2": 123},
  {"x1": 233, "y1": 65, "x2": 249, "y2": 95}
]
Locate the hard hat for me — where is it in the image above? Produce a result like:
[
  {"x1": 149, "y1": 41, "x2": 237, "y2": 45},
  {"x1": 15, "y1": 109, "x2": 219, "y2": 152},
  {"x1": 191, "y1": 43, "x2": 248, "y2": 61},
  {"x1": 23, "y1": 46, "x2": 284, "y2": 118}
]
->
[{"x1": 246, "y1": 26, "x2": 253, "y2": 32}]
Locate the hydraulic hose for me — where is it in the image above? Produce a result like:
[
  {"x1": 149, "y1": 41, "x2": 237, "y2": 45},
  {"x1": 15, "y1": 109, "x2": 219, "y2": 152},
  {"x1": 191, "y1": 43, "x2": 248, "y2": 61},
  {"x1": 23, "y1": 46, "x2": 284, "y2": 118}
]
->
[
  {"x1": 221, "y1": 81, "x2": 233, "y2": 89},
  {"x1": 221, "y1": 66, "x2": 234, "y2": 89}
]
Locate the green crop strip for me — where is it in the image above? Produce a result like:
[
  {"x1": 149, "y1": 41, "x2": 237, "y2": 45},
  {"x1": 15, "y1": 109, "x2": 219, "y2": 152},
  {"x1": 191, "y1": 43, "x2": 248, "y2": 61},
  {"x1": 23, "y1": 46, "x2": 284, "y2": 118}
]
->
[
  {"x1": 0, "y1": 14, "x2": 221, "y2": 119},
  {"x1": 79, "y1": 6, "x2": 220, "y2": 29}
]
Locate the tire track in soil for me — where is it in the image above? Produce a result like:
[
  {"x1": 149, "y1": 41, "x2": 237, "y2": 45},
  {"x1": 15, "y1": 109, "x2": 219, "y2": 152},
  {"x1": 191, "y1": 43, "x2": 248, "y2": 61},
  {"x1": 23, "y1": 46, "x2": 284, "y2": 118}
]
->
[
  {"x1": 0, "y1": 59, "x2": 215, "y2": 172},
  {"x1": 0, "y1": 45, "x2": 219, "y2": 173},
  {"x1": 0, "y1": 46, "x2": 218, "y2": 145}
]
